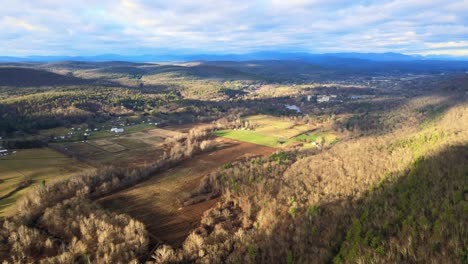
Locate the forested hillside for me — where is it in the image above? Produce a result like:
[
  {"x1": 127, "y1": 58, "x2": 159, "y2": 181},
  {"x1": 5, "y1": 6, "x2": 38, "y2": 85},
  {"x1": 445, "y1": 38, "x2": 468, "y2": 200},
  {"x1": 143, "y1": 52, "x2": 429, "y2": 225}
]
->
[
  {"x1": 151, "y1": 93, "x2": 467, "y2": 263},
  {"x1": 0, "y1": 67, "x2": 86, "y2": 87}
]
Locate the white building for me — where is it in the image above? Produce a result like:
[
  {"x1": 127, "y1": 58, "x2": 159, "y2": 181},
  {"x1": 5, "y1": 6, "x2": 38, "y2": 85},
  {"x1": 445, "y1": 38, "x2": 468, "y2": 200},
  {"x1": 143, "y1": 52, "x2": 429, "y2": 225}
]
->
[
  {"x1": 317, "y1": 95, "x2": 330, "y2": 103},
  {"x1": 110, "y1": 127, "x2": 124, "y2": 133}
]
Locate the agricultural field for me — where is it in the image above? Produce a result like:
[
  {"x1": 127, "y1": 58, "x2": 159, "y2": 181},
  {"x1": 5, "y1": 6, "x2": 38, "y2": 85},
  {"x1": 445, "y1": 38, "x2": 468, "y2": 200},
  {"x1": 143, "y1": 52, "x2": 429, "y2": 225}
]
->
[
  {"x1": 213, "y1": 114, "x2": 334, "y2": 147},
  {"x1": 98, "y1": 137, "x2": 275, "y2": 246},
  {"x1": 0, "y1": 148, "x2": 90, "y2": 216},
  {"x1": 244, "y1": 115, "x2": 312, "y2": 138},
  {"x1": 214, "y1": 130, "x2": 280, "y2": 147},
  {"x1": 53, "y1": 127, "x2": 183, "y2": 167},
  {"x1": 0, "y1": 58, "x2": 467, "y2": 263}
]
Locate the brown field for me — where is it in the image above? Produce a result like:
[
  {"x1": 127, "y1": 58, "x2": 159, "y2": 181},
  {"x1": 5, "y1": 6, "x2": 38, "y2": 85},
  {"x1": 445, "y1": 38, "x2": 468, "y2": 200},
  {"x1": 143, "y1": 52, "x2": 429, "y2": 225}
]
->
[
  {"x1": 163, "y1": 123, "x2": 209, "y2": 133},
  {"x1": 54, "y1": 128, "x2": 181, "y2": 167},
  {"x1": 99, "y1": 143, "x2": 126, "y2": 153},
  {"x1": 123, "y1": 128, "x2": 184, "y2": 146},
  {"x1": 98, "y1": 138, "x2": 275, "y2": 246},
  {"x1": 91, "y1": 139, "x2": 113, "y2": 146}
]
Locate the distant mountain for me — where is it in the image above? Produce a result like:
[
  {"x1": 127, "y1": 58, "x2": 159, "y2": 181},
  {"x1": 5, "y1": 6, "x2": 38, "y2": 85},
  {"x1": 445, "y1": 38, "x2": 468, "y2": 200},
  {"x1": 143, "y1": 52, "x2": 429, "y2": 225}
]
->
[
  {"x1": 2, "y1": 53, "x2": 468, "y2": 76},
  {"x1": 323, "y1": 52, "x2": 419, "y2": 61},
  {"x1": 1, "y1": 52, "x2": 467, "y2": 63}
]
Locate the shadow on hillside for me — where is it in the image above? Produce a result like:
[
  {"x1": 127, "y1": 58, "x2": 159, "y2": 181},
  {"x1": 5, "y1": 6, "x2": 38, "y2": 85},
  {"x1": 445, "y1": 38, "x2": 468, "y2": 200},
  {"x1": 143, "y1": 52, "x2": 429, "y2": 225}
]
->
[
  {"x1": 335, "y1": 92, "x2": 466, "y2": 136},
  {"x1": 256, "y1": 144, "x2": 467, "y2": 263},
  {"x1": 0, "y1": 67, "x2": 91, "y2": 87}
]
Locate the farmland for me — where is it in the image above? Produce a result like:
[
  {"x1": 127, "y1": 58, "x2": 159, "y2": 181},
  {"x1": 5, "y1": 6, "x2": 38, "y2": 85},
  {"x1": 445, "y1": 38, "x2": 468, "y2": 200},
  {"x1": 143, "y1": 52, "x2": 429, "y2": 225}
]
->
[
  {"x1": 0, "y1": 60, "x2": 466, "y2": 263},
  {"x1": 0, "y1": 148, "x2": 90, "y2": 216},
  {"x1": 243, "y1": 115, "x2": 312, "y2": 138},
  {"x1": 0, "y1": 125, "x2": 184, "y2": 216},
  {"x1": 53, "y1": 127, "x2": 182, "y2": 167},
  {"x1": 214, "y1": 130, "x2": 280, "y2": 147},
  {"x1": 98, "y1": 137, "x2": 275, "y2": 246},
  {"x1": 213, "y1": 114, "x2": 336, "y2": 148}
]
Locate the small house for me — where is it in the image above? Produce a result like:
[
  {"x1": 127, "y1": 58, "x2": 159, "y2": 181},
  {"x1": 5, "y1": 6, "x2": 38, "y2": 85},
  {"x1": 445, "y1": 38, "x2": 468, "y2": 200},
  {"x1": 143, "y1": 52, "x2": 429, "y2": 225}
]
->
[{"x1": 110, "y1": 128, "x2": 124, "y2": 133}]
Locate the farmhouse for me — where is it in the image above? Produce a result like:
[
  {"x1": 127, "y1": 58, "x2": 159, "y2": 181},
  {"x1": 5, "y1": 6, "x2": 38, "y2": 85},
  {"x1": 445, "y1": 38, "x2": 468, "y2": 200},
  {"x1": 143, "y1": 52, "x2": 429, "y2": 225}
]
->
[{"x1": 110, "y1": 127, "x2": 124, "y2": 133}]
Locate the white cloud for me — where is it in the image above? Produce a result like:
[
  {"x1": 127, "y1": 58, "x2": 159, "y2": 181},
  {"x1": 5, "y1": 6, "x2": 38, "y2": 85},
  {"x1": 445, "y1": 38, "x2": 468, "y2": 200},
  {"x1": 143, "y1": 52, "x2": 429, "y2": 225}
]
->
[
  {"x1": 419, "y1": 49, "x2": 468, "y2": 56},
  {"x1": 1, "y1": 16, "x2": 47, "y2": 31},
  {"x1": 425, "y1": 41, "x2": 468, "y2": 48},
  {"x1": 0, "y1": 0, "x2": 466, "y2": 56}
]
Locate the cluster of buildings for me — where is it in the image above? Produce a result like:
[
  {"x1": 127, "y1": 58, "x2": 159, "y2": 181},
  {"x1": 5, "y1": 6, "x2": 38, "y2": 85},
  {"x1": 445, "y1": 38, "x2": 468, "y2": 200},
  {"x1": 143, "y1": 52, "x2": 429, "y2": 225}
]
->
[
  {"x1": 316, "y1": 94, "x2": 337, "y2": 103},
  {"x1": 304, "y1": 93, "x2": 376, "y2": 104}
]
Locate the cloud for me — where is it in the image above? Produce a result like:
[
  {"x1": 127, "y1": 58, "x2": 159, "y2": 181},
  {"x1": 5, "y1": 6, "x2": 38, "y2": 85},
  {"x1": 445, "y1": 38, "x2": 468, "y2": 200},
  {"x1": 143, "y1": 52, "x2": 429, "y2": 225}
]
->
[
  {"x1": 425, "y1": 41, "x2": 468, "y2": 48},
  {"x1": 0, "y1": 0, "x2": 467, "y2": 56},
  {"x1": 1, "y1": 16, "x2": 46, "y2": 31},
  {"x1": 419, "y1": 49, "x2": 468, "y2": 56}
]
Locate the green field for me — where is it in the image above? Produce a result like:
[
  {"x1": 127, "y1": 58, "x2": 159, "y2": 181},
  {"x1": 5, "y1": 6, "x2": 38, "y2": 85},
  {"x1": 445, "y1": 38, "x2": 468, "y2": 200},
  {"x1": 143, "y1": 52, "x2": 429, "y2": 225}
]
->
[
  {"x1": 214, "y1": 115, "x2": 315, "y2": 147},
  {"x1": 295, "y1": 133, "x2": 322, "y2": 142},
  {"x1": 0, "y1": 148, "x2": 90, "y2": 216},
  {"x1": 214, "y1": 130, "x2": 280, "y2": 147},
  {"x1": 214, "y1": 115, "x2": 339, "y2": 148},
  {"x1": 244, "y1": 115, "x2": 311, "y2": 138}
]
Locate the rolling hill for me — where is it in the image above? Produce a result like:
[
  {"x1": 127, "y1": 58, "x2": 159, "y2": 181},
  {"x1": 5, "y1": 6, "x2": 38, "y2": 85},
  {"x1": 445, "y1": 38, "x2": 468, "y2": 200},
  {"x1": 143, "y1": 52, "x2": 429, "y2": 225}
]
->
[{"x1": 0, "y1": 67, "x2": 87, "y2": 87}]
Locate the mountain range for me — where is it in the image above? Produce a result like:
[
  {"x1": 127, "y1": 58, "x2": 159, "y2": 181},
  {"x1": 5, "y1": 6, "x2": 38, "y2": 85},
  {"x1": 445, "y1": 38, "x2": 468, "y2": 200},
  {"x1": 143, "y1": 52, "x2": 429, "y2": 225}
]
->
[{"x1": 1, "y1": 52, "x2": 467, "y2": 63}]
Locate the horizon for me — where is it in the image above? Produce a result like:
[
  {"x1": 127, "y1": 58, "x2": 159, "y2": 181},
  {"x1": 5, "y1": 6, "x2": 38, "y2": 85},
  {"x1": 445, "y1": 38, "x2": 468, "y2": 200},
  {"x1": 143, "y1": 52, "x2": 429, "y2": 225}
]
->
[
  {"x1": 2, "y1": 51, "x2": 468, "y2": 63},
  {"x1": 2, "y1": 0, "x2": 468, "y2": 57}
]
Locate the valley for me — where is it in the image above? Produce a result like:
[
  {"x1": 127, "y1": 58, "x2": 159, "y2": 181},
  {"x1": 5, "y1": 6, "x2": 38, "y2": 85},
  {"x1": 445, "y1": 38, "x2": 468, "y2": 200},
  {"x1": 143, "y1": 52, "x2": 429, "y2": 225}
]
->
[
  {"x1": 2, "y1": 0, "x2": 468, "y2": 263},
  {"x1": 0, "y1": 59, "x2": 466, "y2": 263}
]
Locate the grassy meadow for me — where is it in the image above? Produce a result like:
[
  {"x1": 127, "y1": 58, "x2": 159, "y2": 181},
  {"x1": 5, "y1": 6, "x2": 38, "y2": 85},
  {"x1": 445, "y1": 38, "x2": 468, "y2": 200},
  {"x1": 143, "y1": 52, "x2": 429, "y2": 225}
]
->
[
  {"x1": 214, "y1": 130, "x2": 280, "y2": 147},
  {"x1": 0, "y1": 148, "x2": 90, "y2": 216},
  {"x1": 244, "y1": 115, "x2": 311, "y2": 138},
  {"x1": 214, "y1": 115, "x2": 336, "y2": 148}
]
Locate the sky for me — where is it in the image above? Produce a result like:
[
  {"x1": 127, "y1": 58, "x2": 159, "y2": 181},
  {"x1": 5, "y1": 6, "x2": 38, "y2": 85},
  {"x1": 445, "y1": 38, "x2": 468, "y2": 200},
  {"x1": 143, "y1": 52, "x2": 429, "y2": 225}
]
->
[{"x1": 1, "y1": 0, "x2": 468, "y2": 57}]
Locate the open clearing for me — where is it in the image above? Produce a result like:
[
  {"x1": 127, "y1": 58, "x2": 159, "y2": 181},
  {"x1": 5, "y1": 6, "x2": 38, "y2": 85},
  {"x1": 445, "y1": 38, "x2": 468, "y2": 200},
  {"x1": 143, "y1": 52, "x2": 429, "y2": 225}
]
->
[
  {"x1": 215, "y1": 115, "x2": 340, "y2": 148},
  {"x1": 0, "y1": 148, "x2": 90, "y2": 216},
  {"x1": 54, "y1": 127, "x2": 182, "y2": 167},
  {"x1": 214, "y1": 115, "x2": 313, "y2": 147},
  {"x1": 214, "y1": 130, "x2": 280, "y2": 147},
  {"x1": 244, "y1": 115, "x2": 312, "y2": 138},
  {"x1": 98, "y1": 138, "x2": 276, "y2": 247}
]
